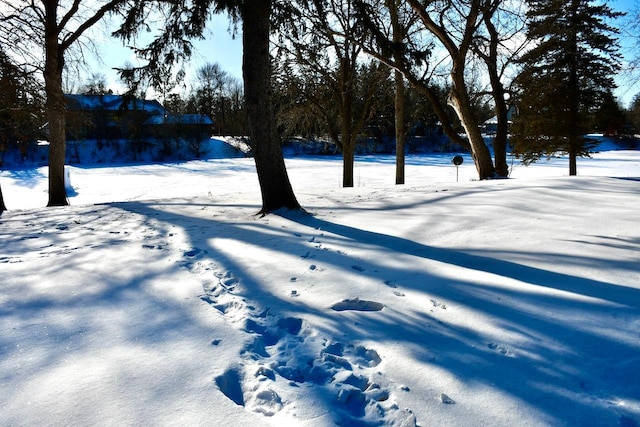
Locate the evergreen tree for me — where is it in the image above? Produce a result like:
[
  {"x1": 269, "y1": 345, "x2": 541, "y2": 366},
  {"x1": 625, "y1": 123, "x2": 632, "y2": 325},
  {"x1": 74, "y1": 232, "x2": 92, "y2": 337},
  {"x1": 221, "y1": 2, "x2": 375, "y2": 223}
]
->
[
  {"x1": 512, "y1": 0, "x2": 623, "y2": 175},
  {"x1": 590, "y1": 89, "x2": 626, "y2": 135}
]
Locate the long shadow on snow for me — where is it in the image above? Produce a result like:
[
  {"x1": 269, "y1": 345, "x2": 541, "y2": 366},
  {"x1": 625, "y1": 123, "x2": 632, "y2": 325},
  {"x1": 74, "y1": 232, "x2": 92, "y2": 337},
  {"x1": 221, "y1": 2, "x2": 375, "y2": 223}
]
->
[
  {"x1": 106, "y1": 198, "x2": 640, "y2": 426},
  {"x1": 0, "y1": 204, "x2": 236, "y2": 425},
  {"x1": 277, "y1": 210, "x2": 640, "y2": 424},
  {"x1": 280, "y1": 210, "x2": 640, "y2": 308}
]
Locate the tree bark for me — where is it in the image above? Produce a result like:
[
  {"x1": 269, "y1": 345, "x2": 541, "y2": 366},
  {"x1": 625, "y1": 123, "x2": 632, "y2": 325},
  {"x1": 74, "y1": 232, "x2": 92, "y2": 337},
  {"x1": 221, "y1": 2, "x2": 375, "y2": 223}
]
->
[
  {"x1": 492, "y1": 87, "x2": 510, "y2": 178},
  {"x1": 394, "y1": 69, "x2": 405, "y2": 185},
  {"x1": 241, "y1": 0, "x2": 301, "y2": 214},
  {"x1": 340, "y1": 57, "x2": 355, "y2": 188},
  {"x1": 390, "y1": 0, "x2": 405, "y2": 185},
  {"x1": 482, "y1": 16, "x2": 509, "y2": 177},
  {"x1": 567, "y1": 0, "x2": 579, "y2": 177},
  {"x1": 0, "y1": 183, "x2": 6, "y2": 213},
  {"x1": 44, "y1": 0, "x2": 68, "y2": 206},
  {"x1": 449, "y1": 66, "x2": 496, "y2": 180},
  {"x1": 569, "y1": 147, "x2": 577, "y2": 176}
]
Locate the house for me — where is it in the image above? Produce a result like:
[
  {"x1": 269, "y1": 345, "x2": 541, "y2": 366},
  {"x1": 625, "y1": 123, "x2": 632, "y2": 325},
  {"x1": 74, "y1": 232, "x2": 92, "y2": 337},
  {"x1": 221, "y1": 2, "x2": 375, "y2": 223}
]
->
[{"x1": 64, "y1": 94, "x2": 213, "y2": 142}]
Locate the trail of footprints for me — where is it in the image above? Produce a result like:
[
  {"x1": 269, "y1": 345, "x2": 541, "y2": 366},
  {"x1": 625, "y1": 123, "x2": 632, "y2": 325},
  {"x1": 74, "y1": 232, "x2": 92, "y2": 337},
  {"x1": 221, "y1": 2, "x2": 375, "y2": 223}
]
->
[{"x1": 181, "y1": 247, "x2": 418, "y2": 426}]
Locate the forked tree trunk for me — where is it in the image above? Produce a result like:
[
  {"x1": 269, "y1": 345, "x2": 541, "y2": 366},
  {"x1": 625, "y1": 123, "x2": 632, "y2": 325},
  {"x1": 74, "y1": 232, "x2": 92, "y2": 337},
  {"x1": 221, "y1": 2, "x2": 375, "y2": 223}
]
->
[
  {"x1": 44, "y1": 0, "x2": 68, "y2": 207},
  {"x1": 241, "y1": 0, "x2": 301, "y2": 214},
  {"x1": 405, "y1": 0, "x2": 497, "y2": 180},
  {"x1": 448, "y1": 71, "x2": 496, "y2": 180},
  {"x1": 481, "y1": 9, "x2": 509, "y2": 178}
]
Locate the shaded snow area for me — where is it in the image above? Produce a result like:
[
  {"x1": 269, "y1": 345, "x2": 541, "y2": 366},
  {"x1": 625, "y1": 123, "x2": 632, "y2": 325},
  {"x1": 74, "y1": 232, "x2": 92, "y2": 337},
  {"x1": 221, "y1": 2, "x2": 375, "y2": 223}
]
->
[{"x1": 1, "y1": 151, "x2": 640, "y2": 426}]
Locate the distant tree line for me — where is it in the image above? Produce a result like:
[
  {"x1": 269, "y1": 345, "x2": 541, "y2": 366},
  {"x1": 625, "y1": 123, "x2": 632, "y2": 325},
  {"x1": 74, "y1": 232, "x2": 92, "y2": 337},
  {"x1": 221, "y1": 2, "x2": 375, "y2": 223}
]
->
[{"x1": 0, "y1": 0, "x2": 637, "y2": 213}]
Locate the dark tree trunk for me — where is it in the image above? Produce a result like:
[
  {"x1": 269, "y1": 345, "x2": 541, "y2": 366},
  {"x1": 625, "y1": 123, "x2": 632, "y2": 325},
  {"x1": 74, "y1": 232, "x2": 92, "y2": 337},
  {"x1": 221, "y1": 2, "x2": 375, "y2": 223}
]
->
[
  {"x1": 44, "y1": 0, "x2": 68, "y2": 206},
  {"x1": 492, "y1": 94, "x2": 509, "y2": 177},
  {"x1": 390, "y1": 0, "x2": 405, "y2": 185},
  {"x1": 568, "y1": 0, "x2": 579, "y2": 177},
  {"x1": 449, "y1": 66, "x2": 496, "y2": 180},
  {"x1": 394, "y1": 69, "x2": 405, "y2": 185},
  {"x1": 342, "y1": 143, "x2": 355, "y2": 187},
  {"x1": 0, "y1": 183, "x2": 6, "y2": 213},
  {"x1": 340, "y1": 57, "x2": 355, "y2": 188},
  {"x1": 241, "y1": 0, "x2": 300, "y2": 214},
  {"x1": 483, "y1": 16, "x2": 509, "y2": 177},
  {"x1": 569, "y1": 145, "x2": 578, "y2": 176}
]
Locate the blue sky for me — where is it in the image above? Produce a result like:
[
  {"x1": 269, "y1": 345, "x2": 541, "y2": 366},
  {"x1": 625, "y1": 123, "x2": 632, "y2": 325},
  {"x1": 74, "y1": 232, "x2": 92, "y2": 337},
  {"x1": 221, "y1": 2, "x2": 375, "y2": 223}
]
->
[
  {"x1": 88, "y1": 2, "x2": 639, "y2": 105},
  {"x1": 87, "y1": 13, "x2": 243, "y2": 95}
]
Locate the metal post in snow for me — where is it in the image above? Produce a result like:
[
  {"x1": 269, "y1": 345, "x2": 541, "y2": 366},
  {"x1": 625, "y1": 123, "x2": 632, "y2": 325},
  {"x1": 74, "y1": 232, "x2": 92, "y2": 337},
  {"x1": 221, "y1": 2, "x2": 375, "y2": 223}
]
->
[{"x1": 451, "y1": 155, "x2": 463, "y2": 182}]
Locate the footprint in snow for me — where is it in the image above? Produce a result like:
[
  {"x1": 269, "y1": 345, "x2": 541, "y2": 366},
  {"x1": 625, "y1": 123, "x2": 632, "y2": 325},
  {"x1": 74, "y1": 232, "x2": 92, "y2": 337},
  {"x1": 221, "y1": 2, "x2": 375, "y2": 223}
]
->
[
  {"x1": 384, "y1": 280, "x2": 398, "y2": 288},
  {"x1": 183, "y1": 247, "x2": 203, "y2": 258},
  {"x1": 330, "y1": 298, "x2": 384, "y2": 312},
  {"x1": 178, "y1": 247, "x2": 211, "y2": 272},
  {"x1": 430, "y1": 299, "x2": 447, "y2": 310},
  {"x1": 440, "y1": 393, "x2": 455, "y2": 404},
  {"x1": 488, "y1": 343, "x2": 513, "y2": 356},
  {"x1": 202, "y1": 267, "x2": 414, "y2": 425}
]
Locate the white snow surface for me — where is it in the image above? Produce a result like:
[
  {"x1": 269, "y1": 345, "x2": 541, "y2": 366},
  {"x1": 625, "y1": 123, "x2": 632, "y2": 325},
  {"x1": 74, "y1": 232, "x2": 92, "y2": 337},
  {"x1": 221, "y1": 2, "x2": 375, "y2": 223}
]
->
[{"x1": 1, "y1": 149, "x2": 640, "y2": 426}]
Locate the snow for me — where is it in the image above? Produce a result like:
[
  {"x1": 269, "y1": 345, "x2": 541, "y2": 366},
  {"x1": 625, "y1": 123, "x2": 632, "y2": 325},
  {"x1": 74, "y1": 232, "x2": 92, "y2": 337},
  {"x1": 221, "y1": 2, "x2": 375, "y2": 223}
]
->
[{"x1": 1, "y1": 148, "x2": 639, "y2": 426}]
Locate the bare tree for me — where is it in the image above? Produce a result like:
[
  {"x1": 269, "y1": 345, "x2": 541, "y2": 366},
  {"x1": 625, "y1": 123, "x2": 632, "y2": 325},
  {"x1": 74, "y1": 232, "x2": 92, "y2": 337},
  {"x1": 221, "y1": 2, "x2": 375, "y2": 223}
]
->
[
  {"x1": 280, "y1": 0, "x2": 389, "y2": 187},
  {"x1": 471, "y1": 0, "x2": 528, "y2": 177},
  {"x1": 194, "y1": 62, "x2": 235, "y2": 134},
  {"x1": 356, "y1": 0, "x2": 518, "y2": 179},
  {"x1": 1, "y1": 0, "x2": 135, "y2": 206}
]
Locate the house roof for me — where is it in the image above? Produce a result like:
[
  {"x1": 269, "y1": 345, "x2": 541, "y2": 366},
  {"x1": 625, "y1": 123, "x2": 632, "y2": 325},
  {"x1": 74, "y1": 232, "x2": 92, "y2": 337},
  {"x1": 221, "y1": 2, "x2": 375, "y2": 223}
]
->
[
  {"x1": 65, "y1": 94, "x2": 213, "y2": 127},
  {"x1": 65, "y1": 94, "x2": 166, "y2": 114}
]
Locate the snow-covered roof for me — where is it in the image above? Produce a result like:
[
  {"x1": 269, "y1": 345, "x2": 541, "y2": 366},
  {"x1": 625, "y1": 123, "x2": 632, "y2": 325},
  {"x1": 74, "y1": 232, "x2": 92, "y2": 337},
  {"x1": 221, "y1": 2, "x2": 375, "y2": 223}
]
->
[{"x1": 65, "y1": 94, "x2": 166, "y2": 114}]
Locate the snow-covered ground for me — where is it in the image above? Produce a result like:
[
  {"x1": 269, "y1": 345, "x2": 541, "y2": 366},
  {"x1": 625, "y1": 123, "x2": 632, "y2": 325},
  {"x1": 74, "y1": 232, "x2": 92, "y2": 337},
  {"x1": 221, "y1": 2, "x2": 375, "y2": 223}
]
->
[{"x1": 1, "y1": 148, "x2": 639, "y2": 426}]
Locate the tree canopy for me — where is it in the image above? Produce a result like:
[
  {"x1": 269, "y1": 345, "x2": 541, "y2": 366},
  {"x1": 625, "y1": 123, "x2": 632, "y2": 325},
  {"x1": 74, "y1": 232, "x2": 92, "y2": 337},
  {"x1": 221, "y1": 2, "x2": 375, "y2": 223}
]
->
[{"x1": 511, "y1": 0, "x2": 623, "y2": 175}]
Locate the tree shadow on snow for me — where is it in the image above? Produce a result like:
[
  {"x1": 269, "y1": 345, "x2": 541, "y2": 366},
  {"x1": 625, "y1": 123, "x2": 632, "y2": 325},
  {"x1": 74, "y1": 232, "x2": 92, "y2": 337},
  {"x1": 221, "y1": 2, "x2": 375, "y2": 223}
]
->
[{"x1": 98, "y1": 198, "x2": 640, "y2": 426}]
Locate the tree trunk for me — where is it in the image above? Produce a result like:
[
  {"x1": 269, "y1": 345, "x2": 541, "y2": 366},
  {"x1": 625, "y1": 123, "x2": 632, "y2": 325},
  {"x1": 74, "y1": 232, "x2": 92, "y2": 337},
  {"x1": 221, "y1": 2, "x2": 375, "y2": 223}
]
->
[
  {"x1": 449, "y1": 70, "x2": 496, "y2": 180},
  {"x1": 342, "y1": 142, "x2": 355, "y2": 187},
  {"x1": 487, "y1": 62, "x2": 509, "y2": 177},
  {"x1": 241, "y1": 0, "x2": 300, "y2": 214},
  {"x1": 390, "y1": 0, "x2": 405, "y2": 185},
  {"x1": 569, "y1": 144, "x2": 577, "y2": 176},
  {"x1": 483, "y1": 17, "x2": 509, "y2": 178},
  {"x1": 44, "y1": 0, "x2": 68, "y2": 206},
  {"x1": 0, "y1": 183, "x2": 6, "y2": 213},
  {"x1": 568, "y1": 0, "x2": 579, "y2": 178},
  {"x1": 492, "y1": 95, "x2": 509, "y2": 177},
  {"x1": 394, "y1": 70, "x2": 405, "y2": 185},
  {"x1": 340, "y1": 57, "x2": 355, "y2": 188}
]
